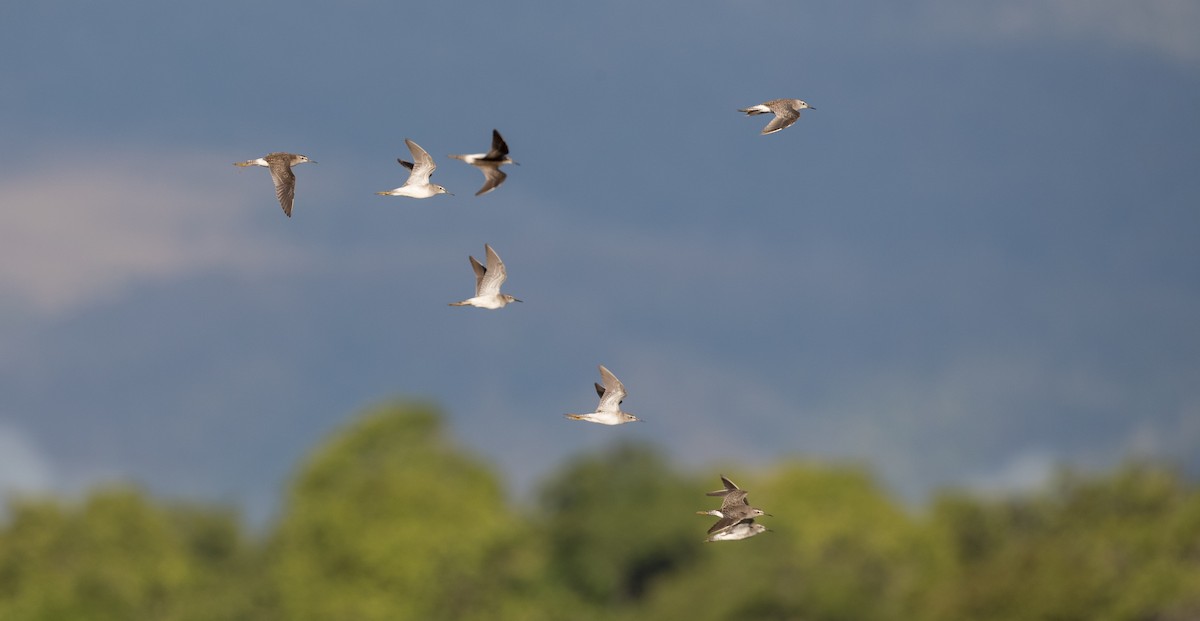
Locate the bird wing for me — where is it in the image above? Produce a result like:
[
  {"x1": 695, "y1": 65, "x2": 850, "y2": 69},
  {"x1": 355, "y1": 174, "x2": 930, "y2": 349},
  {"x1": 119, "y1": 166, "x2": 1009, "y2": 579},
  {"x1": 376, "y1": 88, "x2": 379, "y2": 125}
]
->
[
  {"x1": 596, "y1": 365, "x2": 627, "y2": 412},
  {"x1": 468, "y1": 255, "x2": 487, "y2": 295},
  {"x1": 719, "y1": 489, "x2": 750, "y2": 511},
  {"x1": 594, "y1": 382, "x2": 624, "y2": 404},
  {"x1": 706, "y1": 475, "x2": 741, "y2": 497},
  {"x1": 404, "y1": 139, "x2": 437, "y2": 184},
  {"x1": 475, "y1": 167, "x2": 507, "y2": 196},
  {"x1": 485, "y1": 129, "x2": 510, "y2": 159},
  {"x1": 477, "y1": 244, "x2": 507, "y2": 295},
  {"x1": 268, "y1": 159, "x2": 296, "y2": 217},
  {"x1": 761, "y1": 108, "x2": 800, "y2": 135},
  {"x1": 706, "y1": 515, "x2": 751, "y2": 535}
]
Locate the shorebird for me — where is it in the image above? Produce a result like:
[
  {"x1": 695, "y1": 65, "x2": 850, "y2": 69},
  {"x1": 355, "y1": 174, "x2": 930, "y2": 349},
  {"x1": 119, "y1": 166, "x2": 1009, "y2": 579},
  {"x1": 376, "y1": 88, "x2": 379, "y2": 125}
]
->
[
  {"x1": 705, "y1": 519, "x2": 769, "y2": 542},
  {"x1": 697, "y1": 475, "x2": 771, "y2": 534},
  {"x1": 449, "y1": 129, "x2": 517, "y2": 196},
  {"x1": 448, "y1": 244, "x2": 521, "y2": 309},
  {"x1": 564, "y1": 365, "x2": 642, "y2": 425},
  {"x1": 377, "y1": 139, "x2": 452, "y2": 199},
  {"x1": 233, "y1": 152, "x2": 314, "y2": 217},
  {"x1": 739, "y1": 99, "x2": 814, "y2": 135}
]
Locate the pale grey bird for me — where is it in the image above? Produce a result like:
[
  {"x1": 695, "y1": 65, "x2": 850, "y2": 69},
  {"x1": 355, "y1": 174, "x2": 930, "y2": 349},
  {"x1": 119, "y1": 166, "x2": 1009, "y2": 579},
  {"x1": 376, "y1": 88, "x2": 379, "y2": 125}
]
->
[
  {"x1": 449, "y1": 129, "x2": 518, "y2": 196},
  {"x1": 697, "y1": 475, "x2": 771, "y2": 534},
  {"x1": 448, "y1": 244, "x2": 521, "y2": 309},
  {"x1": 564, "y1": 365, "x2": 642, "y2": 425},
  {"x1": 738, "y1": 98, "x2": 814, "y2": 135},
  {"x1": 704, "y1": 519, "x2": 770, "y2": 542},
  {"x1": 233, "y1": 152, "x2": 315, "y2": 217},
  {"x1": 377, "y1": 139, "x2": 452, "y2": 198}
]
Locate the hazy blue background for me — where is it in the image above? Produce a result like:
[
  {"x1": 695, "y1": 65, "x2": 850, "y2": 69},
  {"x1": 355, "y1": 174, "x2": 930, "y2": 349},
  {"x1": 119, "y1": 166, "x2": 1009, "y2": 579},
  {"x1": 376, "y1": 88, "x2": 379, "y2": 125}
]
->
[{"x1": 2, "y1": 1, "x2": 1198, "y2": 523}]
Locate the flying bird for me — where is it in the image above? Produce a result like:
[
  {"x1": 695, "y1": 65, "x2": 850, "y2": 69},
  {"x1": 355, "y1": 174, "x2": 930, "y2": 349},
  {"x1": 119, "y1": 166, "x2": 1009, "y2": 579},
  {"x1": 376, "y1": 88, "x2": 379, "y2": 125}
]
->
[
  {"x1": 704, "y1": 519, "x2": 769, "y2": 542},
  {"x1": 449, "y1": 129, "x2": 518, "y2": 196},
  {"x1": 448, "y1": 244, "x2": 522, "y2": 309},
  {"x1": 233, "y1": 152, "x2": 315, "y2": 217},
  {"x1": 697, "y1": 475, "x2": 771, "y2": 535},
  {"x1": 564, "y1": 365, "x2": 642, "y2": 425},
  {"x1": 739, "y1": 98, "x2": 814, "y2": 135},
  {"x1": 377, "y1": 139, "x2": 452, "y2": 198}
]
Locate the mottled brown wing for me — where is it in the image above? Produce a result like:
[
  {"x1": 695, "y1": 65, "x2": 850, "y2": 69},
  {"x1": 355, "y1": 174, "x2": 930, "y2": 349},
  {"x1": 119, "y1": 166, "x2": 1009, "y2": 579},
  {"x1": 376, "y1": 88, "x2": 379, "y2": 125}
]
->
[{"x1": 268, "y1": 160, "x2": 296, "y2": 217}]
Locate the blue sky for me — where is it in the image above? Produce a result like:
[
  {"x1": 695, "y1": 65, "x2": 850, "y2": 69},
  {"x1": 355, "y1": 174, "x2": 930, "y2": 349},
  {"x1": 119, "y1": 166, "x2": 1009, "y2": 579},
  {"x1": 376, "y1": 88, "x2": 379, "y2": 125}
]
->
[{"x1": 2, "y1": 1, "x2": 1198, "y2": 523}]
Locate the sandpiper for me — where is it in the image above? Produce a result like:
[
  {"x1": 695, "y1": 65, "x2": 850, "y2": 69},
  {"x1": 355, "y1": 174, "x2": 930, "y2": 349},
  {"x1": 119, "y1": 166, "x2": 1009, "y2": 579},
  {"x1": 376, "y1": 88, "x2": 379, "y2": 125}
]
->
[
  {"x1": 697, "y1": 475, "x2": 771, "y2": 534},
  {"x1": 233, "y1": 152, "x2": 315, "y2": 217},
  {"x1": 705, "y1": 519, "x2": 769, "y2": 543},
  {"x1": 739, "y1": 99, "x2": 814, "y2": 135},
  {"x1": 448, "y1": 244, "x2": 521, "y2": 309},
  {"x1": 449, "y1": 129, "x2": 518, "y2": 196},
  {"x1": 377, "y1": 139, "x2": 452, "y2": 199},
  {"x1": 564, "y1": 365, "x2": 642, "y2": 425}
]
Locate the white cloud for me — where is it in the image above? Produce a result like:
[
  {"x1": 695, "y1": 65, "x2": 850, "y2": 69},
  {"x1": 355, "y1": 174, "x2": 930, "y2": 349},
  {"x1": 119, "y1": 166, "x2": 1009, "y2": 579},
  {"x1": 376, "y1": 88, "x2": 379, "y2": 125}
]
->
[
  {"x1": 1126, "y1": 399, "x2": 1200, "y2": 460},
  {"x1": 919, "y1": 0, "x2": 1200, "y2": 63},
  {"x1": 0, "y1": 422, "x2": 53, "y2": 494},
  {"x1": 963, "y1": 449, "x2": 1057, "y2": 495},
  {"x1": 0, "y1": 150, "x2": 304, "y2": 315}
]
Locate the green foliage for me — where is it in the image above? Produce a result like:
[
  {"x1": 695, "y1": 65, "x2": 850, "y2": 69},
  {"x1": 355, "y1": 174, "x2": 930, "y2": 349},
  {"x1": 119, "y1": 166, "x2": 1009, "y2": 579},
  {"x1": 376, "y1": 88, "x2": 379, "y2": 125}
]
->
[
  {"x1": 537, "y1": 442, "x2": 700, "y2": 607},
  {"x1": 634, "y1": 463, "x2": 939, "y2": 621},
  {"x1": 269, "y1": 401, "x2": 522, "y2": 621},
  {"x1": 927, "y1": 463, "x2": 1200, "y2": 621},
  {"x1": 3, "y1": 402, "x2": 1199, "y2": 621},
  {"x1": 0, "y1": 487, "x2": 261, "y2": 621}
]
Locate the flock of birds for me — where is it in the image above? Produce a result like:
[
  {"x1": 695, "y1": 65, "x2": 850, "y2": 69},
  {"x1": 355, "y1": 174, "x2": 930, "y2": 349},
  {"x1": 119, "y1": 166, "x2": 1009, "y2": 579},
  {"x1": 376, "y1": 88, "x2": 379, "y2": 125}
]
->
[{"x1": 232, "y1": 98, "x2": 813, "y2": 542}]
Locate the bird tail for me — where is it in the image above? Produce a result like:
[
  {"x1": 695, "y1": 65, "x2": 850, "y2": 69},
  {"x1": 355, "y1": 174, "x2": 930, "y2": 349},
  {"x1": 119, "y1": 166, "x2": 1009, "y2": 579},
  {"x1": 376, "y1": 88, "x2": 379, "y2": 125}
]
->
[
  {"x1": 739, "y1": 105, "x2": 769, "y2": 115},
  {"x1": 233, "y1": 160, "x2": 256, "y2": 167},
  {"x1": 448, "y1": 301, "x2": 469, "y2": 306},
  {"x1": 563, "y1": 413, "x2": 586, "y2": 421}
]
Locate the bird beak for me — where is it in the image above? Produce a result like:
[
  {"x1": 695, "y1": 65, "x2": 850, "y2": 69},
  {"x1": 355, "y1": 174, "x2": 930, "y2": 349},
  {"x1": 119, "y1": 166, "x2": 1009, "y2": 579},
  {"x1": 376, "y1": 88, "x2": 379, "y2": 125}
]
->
[{"x1": 514, "y1": 298, "x2": 523, "y2": 303}]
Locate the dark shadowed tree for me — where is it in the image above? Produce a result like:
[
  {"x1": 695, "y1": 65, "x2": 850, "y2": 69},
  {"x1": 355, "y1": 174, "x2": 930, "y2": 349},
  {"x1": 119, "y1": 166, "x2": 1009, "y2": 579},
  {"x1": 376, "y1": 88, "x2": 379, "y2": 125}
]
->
[{"x1": 537, "y1": 441, "x2": 701, "y2": 609}]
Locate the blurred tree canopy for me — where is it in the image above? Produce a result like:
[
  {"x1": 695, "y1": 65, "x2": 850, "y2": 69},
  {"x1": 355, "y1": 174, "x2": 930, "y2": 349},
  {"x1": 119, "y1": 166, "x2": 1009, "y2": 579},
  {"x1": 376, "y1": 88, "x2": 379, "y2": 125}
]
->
[
  {"x1": 2, "y1": 400, "x2": 1198, "y2": 620},
  {"x1": 537, "y1": 442, "x2": 700, "y2": 607},
  {"x1": 270, "y1": 402, "x2": 515, "y2": 621},
  {"x1": 0, "y1": 487, "x2": 265, "y2": 621}
]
